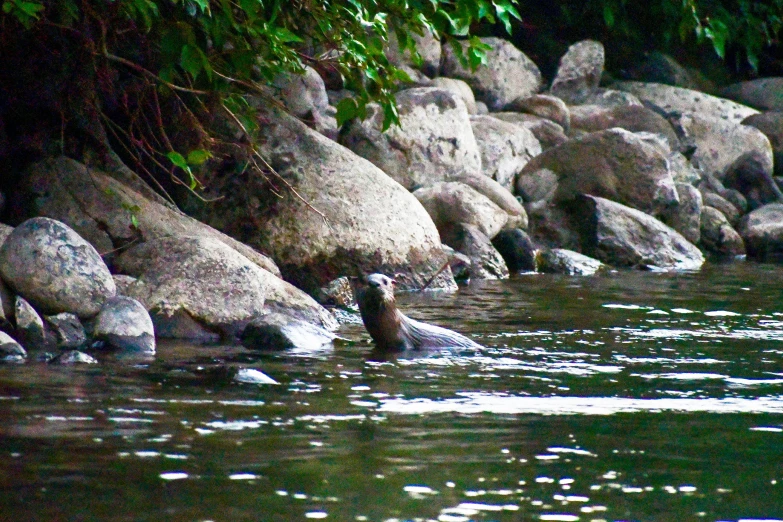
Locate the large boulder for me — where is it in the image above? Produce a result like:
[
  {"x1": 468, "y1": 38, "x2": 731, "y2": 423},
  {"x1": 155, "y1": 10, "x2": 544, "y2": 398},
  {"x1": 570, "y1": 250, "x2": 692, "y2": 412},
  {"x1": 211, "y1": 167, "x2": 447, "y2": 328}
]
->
[
  {"x1": 516, "y1": 128, "x2": 678, "y2": 217},
  {"x1": 550, "y1": 40, "x2": 605, "y2": 104},
  {"x1": 505, "y1": 94, "x2": 570, "y2": 131},
  {"x1": 93, "y1": 296, "x2": 155, "y2": 353},
  {"x1": 114, "y1": 236, "x2": 335, "y2": 339},
  {"x1": 673, "y1": 113, "x2": 773, "y2": 181},
  {"x1": 0, "y1": 217, "x2": 116, "y2": 318},
  {"x1": 661, "y1": 183, "x2": 702, "y2": 245},
  {"x1": 10, "y1": 156, "x2": 279, "y2": 276},
  {"x1": 614, "y1": 82, "x2": 759, "y2": 124},
  {"x1": 446, "y1": 223, "x2": 509, "y2": 280},
  {"x1": 470, "y1": 115, "x2": 541, "y2": 191},
  {"x1": 441, "y1": 37, "x2": 543, "y2": 110},
  {"x1": 536, "y1": 248, "x2": 605, "y2": 276},
  {"x1": 448, "y1": 172, "x2": 528, "y2": 230},
  {"x1": 197, "y1": 107, "x2": 456, "y2": 293},
  {"x1": 720, "y1": 78, "x2": 783, "y2": 111},
  {"x1": 741, "y1": 112, "x2": 783, "y2": 176},
  {"x1": 569, "y1": 105, "x2": 679, "y2": 150},
  {"x1": 340, "y1": 87, "x2": 481, "y2": 190},
  {"x1": 271, "y1": 66, "x2": 336, "y2": 138},
  {"x1": 431, "y1": 77, "x2": 477, "y2": 115},
  {"x1": 738, "y1": 203, "x2": 783, "y2": 261},
  {"x1": 722, "y1": 151, "x2": 783, "y2": 210},
  {"x1": 414, "y1": 182, "x2": 508, "y2": 240},
  {"x1": 573, "y1": 195, "x2": 704, "y2": 270},
  {"x1": 491, "y1": 112, "x2": 569, "y2": 150}
]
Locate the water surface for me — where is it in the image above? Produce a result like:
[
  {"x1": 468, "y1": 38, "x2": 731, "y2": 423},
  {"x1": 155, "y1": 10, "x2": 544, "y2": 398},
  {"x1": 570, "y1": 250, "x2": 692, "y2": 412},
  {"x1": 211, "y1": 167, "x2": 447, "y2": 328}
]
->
[{"x1": 3, "y1": 264, "x2": 783, "y2": 521}]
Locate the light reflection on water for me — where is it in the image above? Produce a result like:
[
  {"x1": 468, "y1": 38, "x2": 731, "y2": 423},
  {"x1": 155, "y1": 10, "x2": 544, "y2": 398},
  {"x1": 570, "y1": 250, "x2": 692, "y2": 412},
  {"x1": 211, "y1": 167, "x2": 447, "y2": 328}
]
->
[{"x1": 3, "y1": 263, "x2": 783, "y2": 520}]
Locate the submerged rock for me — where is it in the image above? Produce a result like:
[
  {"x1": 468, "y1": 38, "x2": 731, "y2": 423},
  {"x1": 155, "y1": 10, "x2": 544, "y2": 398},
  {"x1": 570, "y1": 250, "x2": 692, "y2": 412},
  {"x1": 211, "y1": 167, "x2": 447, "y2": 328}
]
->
[
  {"x1": 234, "y1": 368, "x2": 279, "y2": 385},
  {"x1": 492, "y1": 228, "x2": 537, "y2": 273},
  {"x1": 0, "y1": 331, "x2": 25, "y2": 361},
  {"x1": 536, "y1": 248, "x2": 605, "y2": 276},
  {"x1": 50, "y1": 350, "x2": 97, "y2": 365},
  {"x1": 44, "y1": 313, "x2": 86, "y2": 350},
  {"x1": 93, "y1": 296, "x2": 155, "y2": 353},
  {"x1": 241, "y1": 312, "x2": 337, "y2": 352},
  {"x1": 0, "y1": 217, "x2": 116, "y2": 318}
]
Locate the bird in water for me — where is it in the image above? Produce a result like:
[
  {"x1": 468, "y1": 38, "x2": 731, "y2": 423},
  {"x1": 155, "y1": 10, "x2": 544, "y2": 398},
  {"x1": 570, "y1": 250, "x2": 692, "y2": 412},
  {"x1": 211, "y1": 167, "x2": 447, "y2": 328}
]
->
[{"x1": 351, "y1": 273, "x2": 483, "y2": 354}]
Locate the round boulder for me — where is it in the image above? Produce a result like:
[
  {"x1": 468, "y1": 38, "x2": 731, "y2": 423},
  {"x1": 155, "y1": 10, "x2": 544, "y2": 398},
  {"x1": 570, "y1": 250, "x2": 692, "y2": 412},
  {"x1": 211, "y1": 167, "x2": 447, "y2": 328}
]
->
[
  {"x1": 0, "y1": 217, "x2": 116, "y2": 318},
  {"x1": 93, "y1": 296, "x2": 155, "y2": 353}
]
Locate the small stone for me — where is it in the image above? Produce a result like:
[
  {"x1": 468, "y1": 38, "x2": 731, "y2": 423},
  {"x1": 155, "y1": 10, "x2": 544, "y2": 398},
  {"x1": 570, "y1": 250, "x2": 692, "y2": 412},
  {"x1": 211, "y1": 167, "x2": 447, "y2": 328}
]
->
[
  {"x1": 15, "y1": 296, "x2": 50, "y2": 350},
  {"x1": 536, "y1": 248, "x2": 605, "y2": 276},
  {"x1": 234, "y1": 368, "x2": 278, "y2": 385},
  {"x1": 44, "y1": 313, "x2": 87, "y2": 350},
  {"x1": 93, "y1": 296, "x2": 155, "y2": 353},
  {"x1": 50, "y1": 350, "x2": 97, "y2": 365},
  {"x1": 0, "y1": 330, "x2": 26, "y2": 361},
  {"x1": 492, "y1": 228, "x2": 537, "y2": 272},
  {"x1": 241, "y1": 312, "x2": 337, "y2": 352}
]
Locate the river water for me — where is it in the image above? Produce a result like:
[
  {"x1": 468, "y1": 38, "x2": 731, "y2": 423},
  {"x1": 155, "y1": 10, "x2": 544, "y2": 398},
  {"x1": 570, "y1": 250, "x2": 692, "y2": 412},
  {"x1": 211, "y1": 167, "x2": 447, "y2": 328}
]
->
[{"x1": 3, "y1": 263, "x2": 783, "y2": 521}]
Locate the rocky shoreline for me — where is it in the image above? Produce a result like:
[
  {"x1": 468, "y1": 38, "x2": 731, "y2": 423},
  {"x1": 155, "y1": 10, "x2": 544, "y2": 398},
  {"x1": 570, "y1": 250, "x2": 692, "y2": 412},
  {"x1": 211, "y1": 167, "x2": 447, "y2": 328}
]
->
[{"x1": 2, "y1": 35, "x2": 783, "y2": 363}]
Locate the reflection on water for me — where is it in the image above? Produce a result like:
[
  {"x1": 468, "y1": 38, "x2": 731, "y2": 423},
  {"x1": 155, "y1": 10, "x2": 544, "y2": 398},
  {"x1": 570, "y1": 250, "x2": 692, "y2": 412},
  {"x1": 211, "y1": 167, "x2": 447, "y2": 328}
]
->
[{"x1": 3, "y1": 263, "x2": 783, "y2": 520}]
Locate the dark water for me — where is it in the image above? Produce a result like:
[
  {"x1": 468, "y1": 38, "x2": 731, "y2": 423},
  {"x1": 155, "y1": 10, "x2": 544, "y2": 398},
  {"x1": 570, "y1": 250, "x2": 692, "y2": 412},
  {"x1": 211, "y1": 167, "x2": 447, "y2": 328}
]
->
[{"x1": 3, "y1": 264, "x2": 783, "y2": 522}]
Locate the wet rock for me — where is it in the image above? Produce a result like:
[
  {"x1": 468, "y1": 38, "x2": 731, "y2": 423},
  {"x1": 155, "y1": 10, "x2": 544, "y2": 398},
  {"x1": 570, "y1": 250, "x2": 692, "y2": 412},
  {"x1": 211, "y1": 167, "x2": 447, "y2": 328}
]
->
[
  {"x1": 737, "y1": 203, "x2": 783, "y2": 261},
  {"x1": 720, "y1": 78, "x2": 783, "y2": 111},
  {"x1": 93, "y1": 296, "x2": 155, "y2": 353},
  {"x1": 445, "y1": 223, "x2": 509, "y2": 280},
  {"x1": 44, "y1": 313, "x2": 86, "y2": 350},
  {"x1": 316, "y1": 277, "x2": 354, "y2": 308},
  {"x1": 516, "y1": 128, "x2": 677, "y2": 217},
  {"x1": 50, "y1": 350, "x2": 97, "y2": 365},
  {"x1": 12, "y1": 156, "x2": 279, "y2": 277},
  {"x1": 202, "y1": 107, "x2": 456, "y2": 293},
  {"x1": 444, "y1": 245, "x2": 472, "y2": 281},
  {"x1": 15, "y1": 296, "x2": 51, "y2": 350},
  {"x1": 234, "y1": 368, "x2": 278, "y2": 385},
  {"x1": 661, "y1": 183, "x2": 702, "y2": 245},
  {"x1": 492, "y1": 228, "x2": 537, "y2": 272},
  {"x1": 0, "y1": 217, "x2": 116, "y2": 318},
  {"x1": 441, "y1": 37, "x2": 543, "y2": 110},
  {"x1": 431, "y1": 77, "x2": 477, "y2": 115},
  {"x1": 490, "y1": 112, "x2": 569, "y2": 150},
  {"x1": 536, "y1": 248, "x2": 605, "y2": 276},
  {"x1": 550, "y1": 40, "x2": 605, "y2": 104},
  {"x1": 615, "y1": 82, "x2": 759, "y2": 124},
  {"x1": 673, "y1": 113, "x2": 773, "y2": 181},
  {"x1": 448, "y1": 172, "x2": 528, "y2": 230},
  {"x1": 742, "y1": 112, "x2": 783, "y2": 176},
  {"x1": 470, "y1": 115, "x2": 541, "y2": 192},
  {"x1": 241, "y1": 312, "x2": 337, "y2": 352},
  {"x1": 700, "y1": 206, "x2": 745, "y2": 259},
  {"x1": 340, "y1": 87, "x2": 481, "y2": 190},
  {"x1": 722, "y1": 151, "x2": 783, "y2": 210},
  {"x1": 414, "y1": 182, "x2": 508, "y2": 240},
  {"x1": 386, "y1": 26, "x2": 441, "y2": 77},
  {"x1": 569, "y1": 104, "x2": 679, "y2": 150},
  {"x1": 505, "y1": 94, "x2": 570, "y2": 131},
  {"x1": 573, "y1": 195, "x2": 704, "y2": 270},
  {"x1": 115, "y1": 236, "x2": 272, "y2": 339},
  {"x1": 0, "y1": 331, "x2": 26, "y2": 361}
]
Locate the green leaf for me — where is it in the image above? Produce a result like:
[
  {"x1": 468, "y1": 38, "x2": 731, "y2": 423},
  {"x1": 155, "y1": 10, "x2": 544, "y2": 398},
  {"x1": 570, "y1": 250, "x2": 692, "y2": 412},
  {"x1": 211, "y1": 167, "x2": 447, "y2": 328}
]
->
[
  {"x1": 335, "y1": 97, "x2": 359, "y2": 127},
  {"x1": 166, "y1": 151, "x2": 189, "y2": 169},
  {"x1": 180, "y1": 44, "x2": 211, "y2": 81},
  {"x1": 603, "y1": 3, "x2": 615, "y2": 28},
  {"x1": 187, "y1": 149, "x2": 212, "y2": 165},
  {"x1": 274, "y1": 26, "x2": 303, "y2": 43}
]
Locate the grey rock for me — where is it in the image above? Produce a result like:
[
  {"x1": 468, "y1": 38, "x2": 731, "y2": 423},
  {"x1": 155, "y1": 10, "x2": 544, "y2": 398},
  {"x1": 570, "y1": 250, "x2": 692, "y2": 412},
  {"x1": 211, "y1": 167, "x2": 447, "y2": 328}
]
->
[
  {"x1": 44, "y1": 313, "x2": 86, "y2": 350},
  {"x1": 0, "y1": 217, "x2": 116, "y2": 318},
  {"x1": 316, "y1": 277, "x2": 354, "y2": 308},
  {"x1": 386, "y1": 26, "x2": 441, "y2": 77},
  {"x1": 0, "y1": 223, "x2": 12, "y2": 246},
  {"x1": 241, "y1": 312, "x2": 337, "y2": 352},
  {"x1": 491, "y1": 228, "x2": 537, "y2": 272},
  {"x1": 475, "y1": 101, "x2": 489, "y2": 115},
  {"x1": 234, "y1": 368, "x2": 278, "y2": 385},
  {"x1": 15, "y1": 296, "x2": 50, "y2": 350},
  {"x1": 491, "y1": 112, "x2": 569, "y2": 150},
  {"x1": 50, "y1": 350, "x2": 97, "y2": 365},
  {"x1": 737, "y1": 203, "x2": 783, "y2": 261},
  {"x1": 441, "y1": 37, "x2": 543, "y2": 110},
  {"x1": 340, "y1": 87, "x2": 481, "y2": 190},
  {"x1": 470, "y1": 115, "x2": 541, "y2": 192},
  {"x1": 516, "y1": 168, "x2": 559, "y2": 204},
  {"x1": 431, "y1": 77, "x2": 477, "y2": 114},
  {"x1": 505, "y1": 94, "x2": 570, "y2": 130},
  {"x1": 742, "y1": 112, "x2": 783, "y2": 176},
  {"x1": 272, "y1": 66, "x2": 337, "y2": 139},
  {"x1": 447, "y1": 172, "x2": 529, "y2": 230},
  {"x1": 112, "y1": 274, "x2": 139, "y2": 297},
  {"x1": 14, "y1": 156, "x2": 280, "y2": 277},
  {"x1": 0, "y1": 331, "x2": 25, "y2": 361},
  {"x1": 615, "y1": 81, "x2": 759, "y2": 124},
  {"x1": 669, "y1": 152, "x2": 702, "y2": 185},
  {"x1": 115, "y1": 236, "x2": 282, "y2": 339},
  {"x1": 414, "y1": 182, "x2": 508, "y2": 240},
  {"x1": 0, "y1": 278, "x2": 12, "y2": 329},
  {"x1": 673, "y1": 113, "x2": 773, "y2": 181},
  {"x1": 661, "y1": 183, "x2": 702, "y2": 245},
  {"x1": 701, "y1": 190, "x2": 740, "y2": 226},
  {"x1": 445, "y1": 223, "x2": 509, "y2": 280},
  {"x1": 625, "y1": 51, "x2": 714, "y2": 92},
  {"x1": 723, "y1": 150, "x2": 783, "y2": 210},
  {"x1": 517, "y1": 128, "x2": 678, "y2": 217},
  {"x1": 700, "y1": 206, "x2": 746, "y2": 258},
  {"x1": 525, "y1": 202, "x2": 582, "y2": 251},
  {"x1": 720, "y1": 78, "x2": 783, "y2": 111},
  {"x1": 550, "y1": 40, "x2": 605, "y2": 104},
  {"x1": 93, "y1": 296, "x2": 155, "y2": 353},
  {"x1": 574, "y1": 195, "x2": 704, "y2": 270},
  {"x1": 536, "y1": 248, "x2": 605, "y2": 276},
  {"x1": 569, "y1": 104, "x2": 679, "y2": 150}
]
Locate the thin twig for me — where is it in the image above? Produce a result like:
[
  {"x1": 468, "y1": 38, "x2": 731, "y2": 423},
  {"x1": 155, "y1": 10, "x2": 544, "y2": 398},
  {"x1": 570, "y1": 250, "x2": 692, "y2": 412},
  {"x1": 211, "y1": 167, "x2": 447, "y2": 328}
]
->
[{"x1": 419, "y1": 258, "x2": 452, "y2": 292}]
